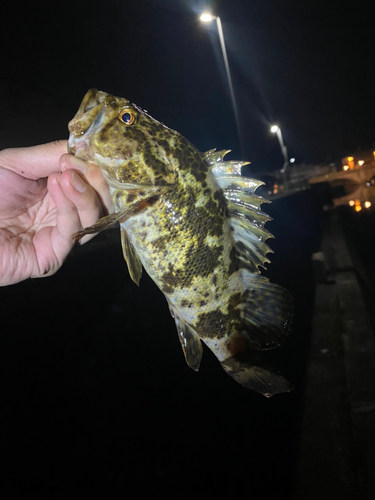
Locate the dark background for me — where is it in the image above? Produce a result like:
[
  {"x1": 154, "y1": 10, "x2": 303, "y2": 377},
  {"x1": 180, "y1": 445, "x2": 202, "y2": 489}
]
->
[
  {"x1": 0, "y1": 1, "x2": 372, "y2": 498},
  {"x1": 2, "y1": 0, "x2": 374, "y2": 167}
]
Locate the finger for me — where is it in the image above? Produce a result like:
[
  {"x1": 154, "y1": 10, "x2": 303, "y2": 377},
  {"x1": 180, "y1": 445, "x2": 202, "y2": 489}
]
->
[
  {"x1": 0, "y1": 141, "x2": 68, "y2": 180},
  {"x1": 57, "y1": 169, "x2": 104, "y2": 242},
  {"x1": 60, "y1": 154, "x2": 114, "y2": 214},
  {"x1": 31, "y1": 173, "x2": 83, "y2": 279},
  {"x1": 47, "y1": 172, "x2": 83, "y2": 253},
  {"x1": 32, "y1": 172, "x2": 80, "y2": 277}
]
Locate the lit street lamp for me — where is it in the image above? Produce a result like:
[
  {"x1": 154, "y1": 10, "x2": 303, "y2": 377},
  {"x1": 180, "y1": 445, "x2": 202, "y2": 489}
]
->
[
  {"x1": 200, "y1": 12, "x2": 241, "y2": 154},
  {"x1": 270, "y1": 124, "x2": 289, "y2": 172}
]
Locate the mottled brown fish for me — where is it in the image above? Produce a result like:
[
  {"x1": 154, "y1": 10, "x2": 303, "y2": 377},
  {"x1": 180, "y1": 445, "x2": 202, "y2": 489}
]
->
[{"x1": 68, "y1": 89, "x2": 293, "y2": 397}]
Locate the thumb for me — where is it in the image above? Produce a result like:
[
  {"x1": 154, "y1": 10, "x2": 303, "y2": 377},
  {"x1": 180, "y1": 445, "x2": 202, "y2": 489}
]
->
[{"x1": 0, "y1": 140, "x2": 68, "y2": 180}]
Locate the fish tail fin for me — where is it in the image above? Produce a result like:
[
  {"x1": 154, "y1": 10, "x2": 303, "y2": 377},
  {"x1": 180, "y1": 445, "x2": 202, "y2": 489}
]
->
[{"x1": 221, "y1": 357, "x2": 293, "y2": 398}]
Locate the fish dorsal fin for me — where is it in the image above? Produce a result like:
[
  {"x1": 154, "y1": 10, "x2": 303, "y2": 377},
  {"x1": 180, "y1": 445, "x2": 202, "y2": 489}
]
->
[
  {"x1": 205, "y1": 149, "x2": 293, "y2": 349},
  {"x1": 204, "y1": 149, "x2": 251, "y2": 171},
  {"x1": 120, "y1": 226, "x2": 142, "y2": 285},
  {"x1": 169, "y1": 305, "x2": 203, "y2": 372},
  {"x1": 208, "y1": 153, "x2": 273, "y2": 273},
  {"x1": 202, "y1": 148, "x2": 217, "y2": 160},
  {"x1": 203, "y1": 149, "x2": 231, "y2": 164}
]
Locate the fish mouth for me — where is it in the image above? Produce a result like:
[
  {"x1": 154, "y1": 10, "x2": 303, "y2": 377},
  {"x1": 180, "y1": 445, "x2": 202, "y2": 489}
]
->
[
  {"x1": 67, "y1": 89, "x2": 110, "y2": 160},
  {"x1": 68, "y1": 89, "x2": 108, "y2": 129},
  {"x1": 67, "y1": 135, "x2": 89, "y2": 157}
]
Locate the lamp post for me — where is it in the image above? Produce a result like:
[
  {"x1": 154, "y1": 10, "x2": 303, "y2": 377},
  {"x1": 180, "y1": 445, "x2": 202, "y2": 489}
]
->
[
  {"x1": 270, "y1": 125, "x2": 289, "y2": 173},
  {"x1": 200, "y1": 12, "x2": 241, "y2": 154}
]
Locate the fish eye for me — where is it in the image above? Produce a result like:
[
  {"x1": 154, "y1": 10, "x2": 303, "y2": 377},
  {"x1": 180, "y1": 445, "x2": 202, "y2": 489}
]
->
[{"x1": 118, "y1": 108, "x2": 137, "y2": 125}]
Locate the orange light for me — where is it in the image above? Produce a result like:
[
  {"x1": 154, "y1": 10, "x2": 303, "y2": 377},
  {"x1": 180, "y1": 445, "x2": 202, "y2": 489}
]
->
[
  {"x1": 355, "y1": 199, "x2": 362, "y2": 212},
  {"x1": 347, "y1": 156, "x2": 354, "y2": 161}
]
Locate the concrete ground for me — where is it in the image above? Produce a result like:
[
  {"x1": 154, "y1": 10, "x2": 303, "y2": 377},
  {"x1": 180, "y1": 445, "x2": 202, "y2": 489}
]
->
[{"x1": 295, "y1": 212, "x2": 375, "y2": 500}]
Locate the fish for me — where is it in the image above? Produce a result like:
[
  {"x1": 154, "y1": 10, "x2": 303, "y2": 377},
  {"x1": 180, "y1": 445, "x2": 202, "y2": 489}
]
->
[{"x1": 68, "y1": 88, "x2": 293, "y2": 397}]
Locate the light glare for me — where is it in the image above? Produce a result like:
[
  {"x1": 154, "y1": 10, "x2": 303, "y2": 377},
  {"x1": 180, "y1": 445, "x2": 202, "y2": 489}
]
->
[
  {"x1": 270, "y1": 125, "x2": 279, "y2": 133},
  {"x1": 200, "y1": 13, "x2": 215, "y2": 23},
  {"x1": 343, "y1": 165, "x2": 349, "y2": 170},
  {"x1": 365, "y1": 201, "x2": 371, "y2": 208}
]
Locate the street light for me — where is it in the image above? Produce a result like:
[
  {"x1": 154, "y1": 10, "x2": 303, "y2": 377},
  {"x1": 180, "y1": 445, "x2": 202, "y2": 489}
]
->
[
  {"x1": 199, "y1": 12, "x2": 241, "y2": 154},
  {"x1": 200, "y1": 13, "x2": 215, "y2": 23},
  {"x1": 270, "y1": 124, "x2": 289, "y2": 173}
]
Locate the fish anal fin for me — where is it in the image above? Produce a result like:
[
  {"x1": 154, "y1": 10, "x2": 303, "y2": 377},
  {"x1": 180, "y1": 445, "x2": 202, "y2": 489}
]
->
[
  {"x1": 120, "y1": 226, "x2": 142, "y2": 285},
  {"x1": 170, "y1": 307, "x2": 203, "y2": 372}
]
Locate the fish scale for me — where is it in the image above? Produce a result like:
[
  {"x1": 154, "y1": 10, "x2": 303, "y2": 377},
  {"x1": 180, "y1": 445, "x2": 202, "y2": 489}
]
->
[{"x1": 69, "y1": 88, "x2": 293, "y2": 397}]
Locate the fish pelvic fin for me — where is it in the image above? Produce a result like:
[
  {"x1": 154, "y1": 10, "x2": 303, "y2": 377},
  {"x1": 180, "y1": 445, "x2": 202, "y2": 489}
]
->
[
  {"x1": 221, "y1": 357, "x2": 293, "y2": 398},
  {"x1": 169, "y1": 304, "x2": 203, "y2": 371},
  {"x1": 120, "y1": 226, "x2": 142, "y2": 285}
]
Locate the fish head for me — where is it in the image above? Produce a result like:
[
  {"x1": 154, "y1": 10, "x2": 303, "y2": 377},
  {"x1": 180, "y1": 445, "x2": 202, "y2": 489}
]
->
[{"x1": 68, "y1": 88, "x2": 180, "y2": 187}]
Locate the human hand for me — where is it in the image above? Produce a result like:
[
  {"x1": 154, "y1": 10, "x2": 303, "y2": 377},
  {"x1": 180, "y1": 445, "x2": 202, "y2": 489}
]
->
[{"x1": 0, "y1": 140, "x2": 113, "y2": 286}]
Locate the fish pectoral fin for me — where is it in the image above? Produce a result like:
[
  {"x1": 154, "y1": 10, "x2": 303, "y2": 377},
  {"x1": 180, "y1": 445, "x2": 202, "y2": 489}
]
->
[
  {"x1": 72, "y1": 196, "x2": 155, "y2": 244},
  {"x1": 72, "y1": 210, "x2": 129, "y2": 243},
  {"x1": 170, "y1": 306, "x2": 203, "y2": 372},
  {"x1": 120, "y1": 227, "x2": 142, "y2": 286}
]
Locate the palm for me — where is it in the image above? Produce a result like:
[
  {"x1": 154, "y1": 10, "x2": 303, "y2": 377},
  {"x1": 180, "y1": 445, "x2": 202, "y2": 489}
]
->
[
  {"x1": 0, "y1": 141, "x2": 112, "y2": 286},
  {"x1": 0, "y1": 168, "x2": 63, "y2": 283}
]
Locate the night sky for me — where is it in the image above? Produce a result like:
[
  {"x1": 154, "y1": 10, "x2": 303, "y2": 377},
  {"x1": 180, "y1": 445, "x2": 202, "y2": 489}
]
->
[{"x1": 2, "y1": 0, "x2": 374, "y2": 170}]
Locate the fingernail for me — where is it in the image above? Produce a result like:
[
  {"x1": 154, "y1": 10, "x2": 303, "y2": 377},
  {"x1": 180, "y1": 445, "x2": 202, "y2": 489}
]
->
[
  {"x1": 68, "y1": 155, "x2": 88, "y2": 174},
  {"x1": 70, "y1": 171, "x2": 87, "y2": 193}
]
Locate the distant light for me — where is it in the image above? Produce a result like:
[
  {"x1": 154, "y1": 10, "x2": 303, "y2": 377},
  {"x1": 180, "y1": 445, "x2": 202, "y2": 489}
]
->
[
  {"x1": 290, "y1": 157, "x2": 296, "y2": 163},
  {"x1": 358, "y1": 160, "x2": 364, "y2": 166},
  {"x1": 355, "y1": 200, "x2": 362, "y2": 212},
  {"x1": 349, "y1": 200, "x2": 355, "y2": 206},
  {"x1": 200, "y1": 12, "x2": 215, "y2": 23},
  {"x1": 365, "y1": 201, "x2": 371, "y2": 208},
  {"x1": 270, "y1": 125, "x2": 279, "y2": 133},
  {"x1": 343, "y1": 165, "x2": 349, "y2": 170},
  {"x1": 347, "y1": 156, "x2": 354, "y2": 161}
]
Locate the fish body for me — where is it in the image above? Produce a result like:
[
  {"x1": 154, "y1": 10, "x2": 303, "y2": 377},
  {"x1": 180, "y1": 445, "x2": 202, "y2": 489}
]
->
[{"x1": 68, "y1": 89, "x2": 293, "y2": 397}]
